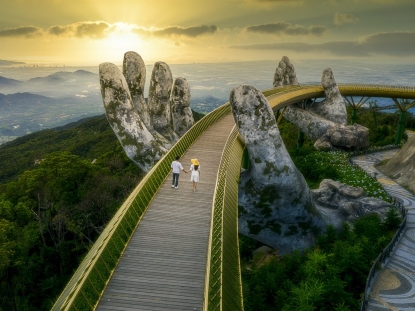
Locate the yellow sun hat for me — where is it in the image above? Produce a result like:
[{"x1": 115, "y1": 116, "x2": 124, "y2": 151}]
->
[{"x1": 191, "y1": 158, "x2": 200, "y2": 165}]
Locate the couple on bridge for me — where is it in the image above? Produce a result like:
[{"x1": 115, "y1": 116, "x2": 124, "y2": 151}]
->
[{"x1": 171, "y1": 156, "x2": 201, "y2": 191}]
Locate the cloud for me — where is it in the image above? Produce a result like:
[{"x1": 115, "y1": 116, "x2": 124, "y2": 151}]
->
[
  {"x1": 134, "y1": 25, "x2": 217, "y2": 38},
  {"x1": 334, "y1": 13, "x2": 358, "y2": 25},
  {"x1": 246, "y1": 22, "x2": 327, "y2": 36},
  {"x1": 49, "y1": 21, "x2": 111, "y2": 38},
  {"x1": 249, "y1": 0, "x2": 301, "y2": 2},
  {"x1": 229, "y1": 32, "x2": 415, "y2": 57},
  {"x1": 0, "y1": 26, "x2": 42, "y2": 38}
]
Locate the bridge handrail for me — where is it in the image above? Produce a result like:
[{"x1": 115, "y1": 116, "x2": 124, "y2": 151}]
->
[
  {"x1": 51, "y1": 102, "x2": 231, "y2": 310},
  {"x1": 52, "y1": 83, "x2": 414, "y2": 311},
  {"x1": 360, "y1": 201, "x2": 407, "y2": 311},
  {"x1": 204, "y1": 126, "x2": 245, "y2": 311}
]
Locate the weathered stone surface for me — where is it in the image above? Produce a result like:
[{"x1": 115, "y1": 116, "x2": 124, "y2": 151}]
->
[
  {"x1": 275, "y1": 58, "x2": 368, "y2": 151},
  {"x1": 230, "y1": 84, "x2": 324, "y2": 254},
  {"x1": 99, "y1": 62, "x2": 166, "y2": 172},
  {"x1": 123, "y1": 51, "x2": 150, "y2": 129},
  {"x1": 314, "y1": 124, "x2": 369, "y2": 151},
  {"x1": 99, "y1": 52, "x2": 195, "y2": 172},
  {"x1": 284, "y1": 105, "x2": 337, "y2": 141},
  {"x1": 171, "y1": 77, "x2": 194, "y2": 136},
  {"x1": 273, "y1": 56, "x2": 299, "y2": 87},
  {"x1": 312, "y1": 179, "x2": 394, "y2": 228},
  {"x1": 148, "y1": 61, "x2": 178, "y2": 142},
  {"x1": 309, "y1": 68, "x2": 347, "y2": 125},
  {"x1": 378, "y1": 134, "x2": 415, "y2": 193}
]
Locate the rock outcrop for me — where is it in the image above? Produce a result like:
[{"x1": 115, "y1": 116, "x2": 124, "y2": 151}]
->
[
  {"x1": 312, "y1": 179, "x2": 395, "y2": 228},
  {"x1": 99, "y1": 51, "x2": 194, "y2": 172},
  {"x1": 230, "y1": 84, "x2": 325, "y2": 254},
  {"x1": 378, "y1": 134, "x2": 415, "y2": 193},
  {"x1": 277, "y1": 57, "x2": 369, "y2": 151}
]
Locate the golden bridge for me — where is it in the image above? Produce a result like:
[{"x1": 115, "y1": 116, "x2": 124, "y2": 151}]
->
[{"x1": 52, "y1": 84, "x2": 415, "y2": 311}]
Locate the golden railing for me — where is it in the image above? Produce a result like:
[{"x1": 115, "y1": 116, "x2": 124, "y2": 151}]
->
[
  {"x1": 51, "y1": 102, "x2": 231, "y2": 310},
  {"x1": 52, "y1": 83, "x2": 415, "y2": 311}
]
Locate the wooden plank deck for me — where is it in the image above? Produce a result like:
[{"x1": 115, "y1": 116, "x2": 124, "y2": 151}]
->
[{"x1": 96, "y1": 113, "x2": 235, "y2": 311}]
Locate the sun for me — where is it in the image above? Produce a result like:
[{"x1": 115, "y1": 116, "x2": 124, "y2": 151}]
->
[{"x1": 100, "y1": 23, "x2": 146, "y2": 62}]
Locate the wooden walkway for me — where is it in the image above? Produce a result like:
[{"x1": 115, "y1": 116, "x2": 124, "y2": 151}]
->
[{"x1": 96, "y1": 114, "x2": 235, "y2": 311}]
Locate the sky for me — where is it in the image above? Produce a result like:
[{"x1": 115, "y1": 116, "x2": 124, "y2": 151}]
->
[{"x1": 1, "y1": 0, "x2": 415, "y2": 66}]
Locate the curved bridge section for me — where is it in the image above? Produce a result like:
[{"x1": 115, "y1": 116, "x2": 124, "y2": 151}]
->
[{"x1": 52, "y1": 84, "x2": 415, "y2": 311}]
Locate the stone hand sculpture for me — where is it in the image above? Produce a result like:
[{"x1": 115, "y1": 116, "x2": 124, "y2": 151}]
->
[
  {"x1": 275, "y1": 56, "x2": 369, "y2": 151},
  {"x1": 273, "y1": 56, "x2": 299, "y2": 87},
  {"x1": 99, "y1": 51, "x2": 194, "y2": 172},
  {"x1": 230, "y1": 84, "x2": 325, "y2": 254}
]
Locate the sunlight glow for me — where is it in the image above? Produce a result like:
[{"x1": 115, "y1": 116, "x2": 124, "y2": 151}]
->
[{"x1": 100, "y1": 22, "x2": 146, "y2": 62}]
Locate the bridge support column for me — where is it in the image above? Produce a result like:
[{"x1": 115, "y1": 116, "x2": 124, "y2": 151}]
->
[
  {"x1": 395, "y1": 110, "x2": 407, "y2": 145},
  {"x1": 297, "y1": 131, "x2": 304, "y2": 149}
]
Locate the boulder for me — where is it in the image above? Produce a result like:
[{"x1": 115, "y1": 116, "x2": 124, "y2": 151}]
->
[
  {"x1": 312, "y1": 179, "x2": 394, "y2": 228},
  {"x1": 230, "y1": 84, "x2": 325, "y2": 254}
]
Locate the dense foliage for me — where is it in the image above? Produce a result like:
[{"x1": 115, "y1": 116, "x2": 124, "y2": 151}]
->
[
  {"x1": 0, "y1": 116, "x2": 144, "y2": 310},
  {"x1": 0, "y1": 103, "x2": 409, "y2": 310},
  {"x1": 352, "y1": 104, "x2": 415, "y2": 146},
  {"x1": 239, "y1": 108, "x2": 410, "y2": 310},
  {"x1": 0, "y1": 110, "x2": 205, "y2": 310},
  {"x1": 241, "y1": 210, "x2": 402, "y2": 311}
]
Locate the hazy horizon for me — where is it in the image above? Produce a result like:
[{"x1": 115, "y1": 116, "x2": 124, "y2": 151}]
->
[{"x1": 1, "y1": 0, "x2": 415, "y2": 66}]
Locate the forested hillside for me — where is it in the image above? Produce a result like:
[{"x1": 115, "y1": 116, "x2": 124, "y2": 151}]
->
[
  {"x1": 0, "y1": 106, "x2": 411, "y2": 310},
  {"x1": 0, "y1": 110, "x2": 204, "y2": 310}
]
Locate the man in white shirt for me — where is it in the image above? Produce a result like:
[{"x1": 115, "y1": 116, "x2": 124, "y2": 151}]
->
[{"x1": 171, "y1": 156, "x2": 187, "y2": 189}]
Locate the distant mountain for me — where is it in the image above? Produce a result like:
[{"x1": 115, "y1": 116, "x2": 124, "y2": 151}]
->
[
  {"x1": 27, "y1": 69, "x2": 97, "y2": 84},
  {"x1": 0, "y1": 110, "x2": 204, "y2": 183},
  {"x1": 0, "y1": 69, "x2": 101, "y2": 100},
  {"x1": 0, "y1": 59, "x2": 25, "y2": 66},
  {"x1": 0, "y1": 92, "x2": 103, "y2": 137},
  {"x1": 0, "y1": 76, "x2": 24, "y2": 88}
]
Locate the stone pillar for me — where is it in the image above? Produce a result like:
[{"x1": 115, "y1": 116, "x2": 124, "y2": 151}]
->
[{"x1": 171, "y1": 77, "x2": 194, "y2": 136}]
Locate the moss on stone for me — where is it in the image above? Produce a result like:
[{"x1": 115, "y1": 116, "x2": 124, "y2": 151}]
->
[
  {"x1": 238, "y1": 205, "x2": 247, "y2": 216},
  {"x1": 247, "y1": 220, "x2": 262, "y2": 235},
  {"x1": 266, "y1": 220, "x2": 282, "y2": 235},
  {"x1": 285, "y1": 225, "x2": 299, "y2": 236}
]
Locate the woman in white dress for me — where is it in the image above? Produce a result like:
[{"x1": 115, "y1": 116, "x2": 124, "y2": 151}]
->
[{"x1": 190, "y1": 158, "x2": 201, "y2": 192}]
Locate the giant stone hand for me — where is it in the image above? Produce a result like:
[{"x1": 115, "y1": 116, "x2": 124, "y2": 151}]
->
[
  {"x1": 99, "y1": 51, "x2": 194, "y2": 172},
  {"x1": 230, "y1": 84, "x2": 324, "y2": 254},
  {"x1": 275, "y1": 56, "x2": 369, "y2": 150}
]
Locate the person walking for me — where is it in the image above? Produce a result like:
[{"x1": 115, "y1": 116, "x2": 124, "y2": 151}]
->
[
  {"x1": 171, "y1": 155, "x2": 187, "y2": 189},
  {"x1": 189, "y1": 158, "x2": 200, "y2": 192}
]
